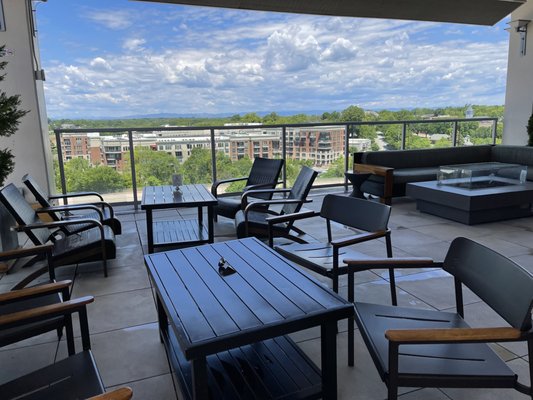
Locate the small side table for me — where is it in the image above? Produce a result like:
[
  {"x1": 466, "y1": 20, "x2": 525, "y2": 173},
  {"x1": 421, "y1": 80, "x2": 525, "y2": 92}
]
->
[{"x1": 345, "y1": 172, "x2": 371, "y2": 198}]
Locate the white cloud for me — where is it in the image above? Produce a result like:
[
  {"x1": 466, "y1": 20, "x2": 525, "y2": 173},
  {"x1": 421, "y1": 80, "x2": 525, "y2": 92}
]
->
[
  {"x1": 85, "y1": 10, "x2": 133, "y2": 30},
  {"x1": 123, "y1": 38, "x2": 146, "y2": 52},
  {"x1": 42, "y1": 6, "x2": 510, "y2": 118}
]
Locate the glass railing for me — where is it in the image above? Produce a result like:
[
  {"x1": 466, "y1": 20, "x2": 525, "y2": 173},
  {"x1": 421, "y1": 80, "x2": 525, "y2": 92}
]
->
[{"x1": 52, "y1": 117, "x2": 499, "y2": 208}]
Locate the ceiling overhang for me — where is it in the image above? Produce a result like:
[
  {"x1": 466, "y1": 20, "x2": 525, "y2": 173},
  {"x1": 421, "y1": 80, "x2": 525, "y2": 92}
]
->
[{"x1": 136, "y1": 0, "x2": 527, "y2": 25}]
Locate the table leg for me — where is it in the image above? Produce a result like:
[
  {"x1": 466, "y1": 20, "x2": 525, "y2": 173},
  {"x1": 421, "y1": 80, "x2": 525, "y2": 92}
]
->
[
  {"x1": 321, "y1": 321, "x2": 337, "y2": 399},
  {"x1": 191, "y1": 357, "x2": 209, "y2": 399},
  {"x1": 156, "y1": 295, "x2": 168, "y2": 343},
  {"x1": 146, "y1": 209, "x2": 154, "y2": 253},
  {"x1": 207, "y1": 205, "x2": 214, "y2": 243},
  {"x1": 197, "y1": 206, "x2": 203, "y2": 225}
]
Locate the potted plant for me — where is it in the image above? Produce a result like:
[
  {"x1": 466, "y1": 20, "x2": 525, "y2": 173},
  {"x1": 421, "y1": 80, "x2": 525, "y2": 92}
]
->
[{"x1": 0, "y1": 45, "x2": 29, "y2": 260}]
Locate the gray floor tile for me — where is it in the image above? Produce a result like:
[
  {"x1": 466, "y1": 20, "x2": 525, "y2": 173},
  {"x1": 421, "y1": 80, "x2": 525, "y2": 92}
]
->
[
  {"x1": 107, "y1": 373, "x2": 177, "y2": 400},
  {"x1": 81, "y1": 323, "x2": 169, "y2": 388},
  {"x1": 72, "y1": 265, "x2": 151, "y2": 298},
  {"x1": 0, "y1": 341, "x2": 58, "y2": 385}
]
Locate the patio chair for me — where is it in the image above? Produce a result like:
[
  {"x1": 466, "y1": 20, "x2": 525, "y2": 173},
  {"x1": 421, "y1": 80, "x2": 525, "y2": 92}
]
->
[
  {"x1": 0, "y1": 183, "x2": 116, "y2": 277},
  {"x1": 0, "y1": 288, "x2": 133, "y2": 400},
  {"x1": 274, "y1": 194, "x2": 394, "y2": 297},
  {"x1": 0, "y1": 243, "x2": 78, "y2": 356},
  {"x1": 234, "y1": 166, "x2": 318, "y2": 243},
  {"x1": 347, "y1": 237, "x2": 533, "y2": 400},
  {"x1": 22, "y1": 173, "x2": 122, "y2": 235},
  {"x1": 211, "y1": 157, "x2": 284, "y2": 221}
]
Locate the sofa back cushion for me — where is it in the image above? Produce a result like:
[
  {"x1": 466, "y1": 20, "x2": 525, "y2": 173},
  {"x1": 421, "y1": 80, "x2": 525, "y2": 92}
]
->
[
  {"x1": 491, "y1": 145, "x2": 533, "y2": 180},
  {"x1": 355, "y1": 145, "x2": 493, "y2": 169}
]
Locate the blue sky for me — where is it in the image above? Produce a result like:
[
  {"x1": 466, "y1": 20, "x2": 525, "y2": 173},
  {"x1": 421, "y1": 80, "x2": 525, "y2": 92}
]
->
[{"x1": 36, "y1": 0, "x2": 511, "y2": 119}]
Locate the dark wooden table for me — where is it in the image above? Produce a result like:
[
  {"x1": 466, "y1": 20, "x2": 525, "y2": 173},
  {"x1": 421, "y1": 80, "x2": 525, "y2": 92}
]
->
[
  {"x1": 144, "y1": 237, "x2": 354, "y2": 399},
  {"x1": 141, "y1": 184, "x2": 217, "y2": 253}
]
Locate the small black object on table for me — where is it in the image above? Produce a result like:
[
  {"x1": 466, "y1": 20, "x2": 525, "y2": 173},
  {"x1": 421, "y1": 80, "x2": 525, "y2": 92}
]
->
[{"x1": 345, "y1": 172, "x2": 371, "y2": 198}]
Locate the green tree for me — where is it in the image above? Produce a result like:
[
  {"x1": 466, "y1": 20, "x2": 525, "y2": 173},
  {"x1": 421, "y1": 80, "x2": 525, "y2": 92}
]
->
[
  {"x1": 321, "y1": 156, "x2": 345, "y2": 178},
  {"x1": 60, "y1": 158, "x2": 124, "y2": 193},
  {"x1": 124, "y1": 147, "x2": 181, "y2": 187},
  {"x1": 0, "y1": 46, "x2": 29, "y2": 185},
  {"x1": 340, "y1": 105, "x2": 365, "y2": 122}
]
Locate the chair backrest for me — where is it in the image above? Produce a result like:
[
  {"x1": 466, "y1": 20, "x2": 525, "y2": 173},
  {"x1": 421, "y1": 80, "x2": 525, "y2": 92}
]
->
[
  {"x1": 0, "y1": 184, "x2": 51, "y2": 246},
  {"x1": 282, "y1": 166, "x2": 318, "y2": 215},
  {"x1": 321, "y1": 194, "x2": 391, "y2": 232},
  {"x1": 246, "y1": 158, "x2": 284, "y2": 200},
  {"x1": 22, "y1": 174, "x2": 61, "y2": 221},
  {"x1": 444, "y1": 237, "x2": 533, "y2": 331}
]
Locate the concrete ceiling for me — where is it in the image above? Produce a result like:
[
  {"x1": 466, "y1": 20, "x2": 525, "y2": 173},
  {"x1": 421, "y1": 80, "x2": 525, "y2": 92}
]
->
[{"x1": 136, "y1": 0, "x2": 527, "y2": 25}]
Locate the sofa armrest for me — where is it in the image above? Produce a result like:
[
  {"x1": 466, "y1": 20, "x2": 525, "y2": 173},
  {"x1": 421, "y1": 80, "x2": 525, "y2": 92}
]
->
[{"x1": 354, "y1": 163, "x2": 394, "y2": 205}]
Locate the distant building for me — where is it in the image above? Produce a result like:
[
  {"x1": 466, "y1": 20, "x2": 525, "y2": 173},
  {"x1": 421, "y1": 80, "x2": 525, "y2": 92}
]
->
[{"x1": 465, "y1": 105, "x2": 474, "y2": 119}]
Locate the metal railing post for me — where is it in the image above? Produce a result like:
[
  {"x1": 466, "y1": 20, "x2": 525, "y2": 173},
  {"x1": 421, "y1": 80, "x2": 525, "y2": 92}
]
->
[
  {"x1": 210, "y1": 128, "x2": 217, "y2": 184},
  {"x1": 128, "y1": 130, "x2": 139, "y2": 211},
  {"x1": 452, "y1": 121, "x2": 458, "y2": 147},
  {"x1": 344, "y1": 123, "x2": 350, "y2": 191},
  {"x1": 282, "y1": 126, "x2": 287, "y2": 188},
  {"x1": 54, "y1": 129, "x2": 68, "y2": 203},
  {"x1": 492, "y1": 119, "x2": 498, "y2": 144},
  {"x1": 401, "y1": 123, "x2": 407, "y2": 150}
]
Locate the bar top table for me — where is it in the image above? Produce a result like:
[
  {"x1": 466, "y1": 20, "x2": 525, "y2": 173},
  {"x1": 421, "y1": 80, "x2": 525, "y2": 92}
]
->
[
  {"x1": 141, "y1": 184, "x2": 217, "y2": 253},
  {"x1": 144, "y1": 237, "x2": 354, "y2": 399}
]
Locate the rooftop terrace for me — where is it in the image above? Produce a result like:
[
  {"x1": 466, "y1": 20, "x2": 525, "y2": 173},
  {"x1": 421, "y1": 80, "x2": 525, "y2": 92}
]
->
[{"x1": 0, "y1": 190, "x2": 531, "y2": 399}]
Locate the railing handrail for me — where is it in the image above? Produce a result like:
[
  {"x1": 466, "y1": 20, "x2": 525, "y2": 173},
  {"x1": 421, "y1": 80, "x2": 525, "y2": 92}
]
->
[
  {"x1": 53, "y1": 116, "x2": 498, "y2": 134},
  {"x1": 52, "y1": 116, "x2": 500, "y2": 206}
]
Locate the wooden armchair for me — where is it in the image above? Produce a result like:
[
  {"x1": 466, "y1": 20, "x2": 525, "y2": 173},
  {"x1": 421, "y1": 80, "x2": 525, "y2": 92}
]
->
[
  {"x1": 234, "y1": 166, "x2": 318, "y2": 242},
  {"x1": 274, "y1": 195, "x2": 394, "y2": 297},
  {"x1": 346, "y1": 237, "x2": 533, "y2": 399},
  {"x1": 0, "y1": 289, "x2": 133, "y2": 399},
  {"x1": 211, "y1": 157, "x2": 284, "y2": 221},
  {"x1": 23, "y1": 173, "x2": 122, "y2": 235},
  {"x1": 0, "y1": 183, "x2": 116, "y2": 277}
]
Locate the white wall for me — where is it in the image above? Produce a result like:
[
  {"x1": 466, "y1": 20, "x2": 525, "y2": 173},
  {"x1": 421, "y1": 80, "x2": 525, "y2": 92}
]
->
[
  {"x1": 503, "y1": 1, "x2": 533, "y2": 145},
  {"x1": 0, "y1": 0, "x2": 53, "y2": 197}
]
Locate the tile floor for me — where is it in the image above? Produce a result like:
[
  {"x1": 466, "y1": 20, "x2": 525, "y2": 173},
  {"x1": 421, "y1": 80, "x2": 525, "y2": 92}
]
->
[{"x1": 1, "y1": 190, "x2": 532, "y2": 399}]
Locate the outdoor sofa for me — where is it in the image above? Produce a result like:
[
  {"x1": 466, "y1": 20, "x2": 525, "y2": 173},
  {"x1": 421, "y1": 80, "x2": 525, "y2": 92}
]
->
[{"x1": 353, "y1": 145, "x2": 533, "y2": 204}]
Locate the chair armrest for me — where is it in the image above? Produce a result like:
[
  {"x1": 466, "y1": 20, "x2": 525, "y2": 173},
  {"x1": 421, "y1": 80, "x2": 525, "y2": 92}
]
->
[
  {"x1": 0, "y1": 243, "x2": 54, "y2": 262},
  {"x1": 354, "y1": 163, "x2": 394, "y2": 203},
  {"x1": 344, "y1": 257, "x2": 437, "y2": 269},
  {"x1": 243, "y1": 198, "x2": 310, "y2": 215},
  {"x1": 37, "y1": 205, "x2": 104, "y2": 221},
  {"x1": 265, "y1": 210, "x2": 319, "y2": 225},
  {"x1": 0, "y1": 280, "x2": 72, "y2": 304},
  {"x1": 0, "y1": 296, "x2": 94, "y2": 329},
  {"x1": 245, "y1": 181, "x2": 281, "y2": 191},
  {"x1": 242, "y1": 188, "x2": 291, "y2": 208},
  {"x1": 48, "y1": 192, "x2": 104, "y2": 201},
  {"x1": 331, "y1": 230, "x2": 389, "y2": 247},
  {"x1": 18, "y1": 218, "x2": 103, "y2": 232},
  {"x1": 211, "y1": 176, "x2": 247, "y2": 196},
  {"x1": 88, "y1": 387, "x2": 133, "y2": 400},
  {"x1": 385, "y1": 327, "x2": 525, "y2": 344}
]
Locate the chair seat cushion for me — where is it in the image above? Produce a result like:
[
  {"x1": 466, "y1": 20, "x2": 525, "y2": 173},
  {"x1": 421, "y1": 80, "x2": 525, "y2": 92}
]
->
[
  {"x1": 215, "y1": 197, "x2": 242, "y2": 219},
  {"x1": 275, "y1": 242, "x2": 373, "y2": 276},
  {"x1": 64, "y1": 209, "x2": 122, "y2": 235},
  {"x1": 355, "y1": 302, "x2": 516, "y2": 384},
  {"x1": 235, "y1": 210, "x2": 288, "y2": 239},
  {"x1": 52, "y1": 225, "x2": 116, "y2": 265}
]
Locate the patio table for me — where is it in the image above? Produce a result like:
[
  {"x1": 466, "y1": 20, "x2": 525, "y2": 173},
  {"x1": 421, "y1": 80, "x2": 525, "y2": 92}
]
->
[
  {"x1": 141, "y1": 184, "x2": 217, "y2": 253},
  {"x1": 144, "y1": 237, "x2": 354, "y2": 399}
]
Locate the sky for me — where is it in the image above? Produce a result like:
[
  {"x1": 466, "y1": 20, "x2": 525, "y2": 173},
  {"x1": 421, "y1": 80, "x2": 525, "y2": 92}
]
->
[{"x1": 36, "y1": 0, "x2": 512, "y2": 119}]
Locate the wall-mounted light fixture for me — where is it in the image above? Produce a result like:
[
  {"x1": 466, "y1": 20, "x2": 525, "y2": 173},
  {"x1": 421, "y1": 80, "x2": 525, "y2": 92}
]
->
[{"x1": 507, "y1": 19, "x2": 530, "y2": 56}]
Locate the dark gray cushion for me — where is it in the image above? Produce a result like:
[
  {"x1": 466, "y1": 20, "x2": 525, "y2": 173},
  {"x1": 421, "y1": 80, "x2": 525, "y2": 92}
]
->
[
  {"x1": 358, "y1": 145, "x2": 493, "y2": 169},
  {"x1": 491, "y1": 145, "x2": 533, "y2": 181}
]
